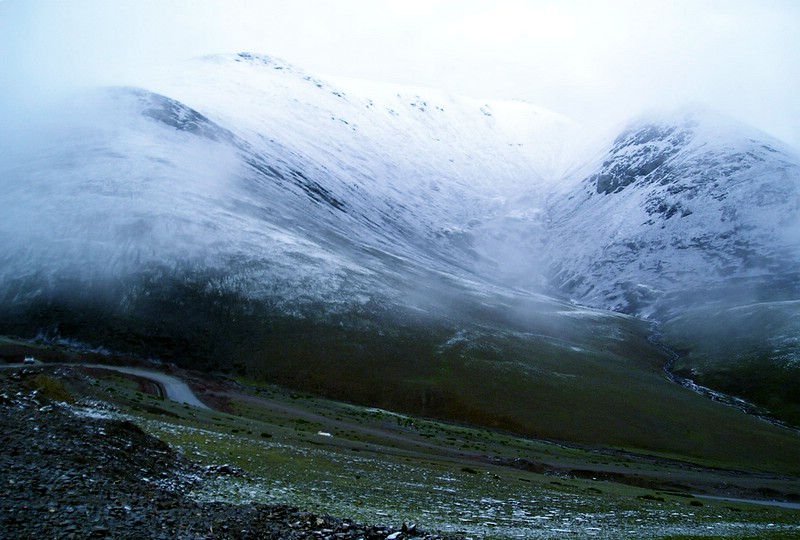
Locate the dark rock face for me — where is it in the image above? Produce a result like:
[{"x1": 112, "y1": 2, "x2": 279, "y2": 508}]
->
[
  {"x1": 116, "y1": 87, "x2": 236, "y2": 143},
  {"x1": 592, "y1": 121, "x2": 696, "y2": 195},
  {"x1": 0, "y1": 370, "x2": 460, "y2": 540}
]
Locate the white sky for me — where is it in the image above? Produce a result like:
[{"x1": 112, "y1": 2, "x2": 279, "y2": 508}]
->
[{"x1": 2, "y1": 0, "x2": 799, "y2": 148}]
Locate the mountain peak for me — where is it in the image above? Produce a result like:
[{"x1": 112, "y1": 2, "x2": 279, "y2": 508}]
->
[
  {"x1": 587, "y1": 105, "x2": 798, "y2": 197},
  {"x1": 198, "y1": 51, "x2": 292, "y2": 69},
  {"x1": 546, "y1": 104, "x2": 800, "y2": 316}
]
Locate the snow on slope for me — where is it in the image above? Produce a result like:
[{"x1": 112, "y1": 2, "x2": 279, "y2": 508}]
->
[
  {"x1": 144, "y1": 53, "x2": 572, "y2": 188},
  {"x1": 139, "y1": 52, "x2": 579, "y2": 288},
  {"x1": 542, "y1": 107, "x2": 800, "y2": 316},
  {"x1": 0, "y1": 53, "x2": 579, "y2": 315},
  {"x1": 3, "y1": 52, "x2": 798, "y2": 326}
]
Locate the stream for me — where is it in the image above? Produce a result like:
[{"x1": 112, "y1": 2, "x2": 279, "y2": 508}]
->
[{"x1": 647, "y1": 320, "x2": 798, "y2": 432}]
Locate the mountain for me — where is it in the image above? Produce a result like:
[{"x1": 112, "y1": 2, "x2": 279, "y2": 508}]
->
[
  {"x1": 0, "y1": 53, "x2": 572, "y2": 313},
  {"x1": 545, "y1": 107, "x2": 800, "y2": 317},
  {"x1": 1, "y1": 53, "x2": 799, "y2": 457},
  {"x1": 538, "y1": 108, "x2": 800, "y2": 424}
]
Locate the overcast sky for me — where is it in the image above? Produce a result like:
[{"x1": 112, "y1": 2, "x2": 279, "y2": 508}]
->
[{"x1": 2, "y1": 0, "x2": 799, "y2": 148}]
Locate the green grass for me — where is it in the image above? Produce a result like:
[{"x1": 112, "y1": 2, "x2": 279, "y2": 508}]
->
[
  {"x1": 663, "y1": 300, "x2": 800, "y2": 427},
  {"x1": 4, "y1": 270, "x2": 798, "y2": 474},
  {"x1": 141, "y1": 414, "x2": 797, "y2": 540},
  {"x1": 232, "y1": 316, "x2": 800, "y2": 474},
  {"x1": 25, "y1": 373, "x2": 75, "y2": 403},
  {"x1": 15, "y1": 363, "x2": 799, "y2": 539}
]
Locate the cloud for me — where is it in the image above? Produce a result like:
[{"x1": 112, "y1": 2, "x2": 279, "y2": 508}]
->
[{"x1": 1, "y1": 0, "x2": 798, "y2": 147}]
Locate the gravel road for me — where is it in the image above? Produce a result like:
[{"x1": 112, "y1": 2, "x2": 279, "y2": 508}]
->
[
  {"x1": 1, "y1": 361, "x2": 210, "y2": 409},
  {"x1": 88, "y1": 365, "x2": 210, "y2": 409}
]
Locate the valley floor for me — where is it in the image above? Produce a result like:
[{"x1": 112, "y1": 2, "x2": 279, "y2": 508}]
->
[{"x1": 1, "y1": 339, "x2": 799, "y2": 539}]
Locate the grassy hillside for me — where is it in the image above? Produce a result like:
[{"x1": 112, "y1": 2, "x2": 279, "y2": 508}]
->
[
  {"x1": 662, "y1": 300, "x2": 800, "y2": 427},
  {"x1": 3, "y1": 361, "x2": 799, "y2": 539},
  {"x1": 2, "y1": 272, "x2": 799, "y2": 474}
]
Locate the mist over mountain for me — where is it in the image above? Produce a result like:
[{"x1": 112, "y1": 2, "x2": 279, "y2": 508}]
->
[{"x1": 2, "y1": 52, "x2": 799, "y2": 432}]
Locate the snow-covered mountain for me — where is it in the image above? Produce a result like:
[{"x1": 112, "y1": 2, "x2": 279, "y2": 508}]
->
[
  {"x1": 138, "y1": 52, "x2": 580, "y2": 293},
  {"x1": 543, "y1": 108, "x2": 800, "y2": 317},
  {"x1": 1, "y1": 52, "x2": 799, "y2": 427},
  {"x1": 0, "y1": 53, "x2": 576, "y2": 315}
]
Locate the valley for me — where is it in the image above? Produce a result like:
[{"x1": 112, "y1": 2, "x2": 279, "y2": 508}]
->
[
  {"x1": 2, "y1": 338, "x2": 799, "y2": 539},
  {"x1": 2, "y1": 51, "x2": 800, "y2": 538}
]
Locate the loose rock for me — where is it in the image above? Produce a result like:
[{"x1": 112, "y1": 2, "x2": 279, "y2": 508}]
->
[{"x1": 0, "y1": 370, "x2": 462, "y2": 540}]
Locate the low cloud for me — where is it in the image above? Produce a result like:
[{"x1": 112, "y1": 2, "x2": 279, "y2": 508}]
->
[{"x1": 1, "y1": 0, "x2": 798, "y2": 147}]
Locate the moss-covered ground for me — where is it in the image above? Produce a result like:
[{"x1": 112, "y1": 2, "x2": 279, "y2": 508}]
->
[{"x1": 7, "y1": 352, "x2": 797, "y2": 540}]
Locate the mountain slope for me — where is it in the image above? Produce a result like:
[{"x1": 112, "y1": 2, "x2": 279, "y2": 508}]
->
[
  {"x1": 545, "y1": 107, "x2": 800, "y2": 316},
  {"x1": 539, "y1": 108, "x2": 800, "y2": 424},
  {"x1": 1, "y1": 53, "x2": 799, "y2": 459},
  {"x1": 1, "y1": 53, "x2": 578, "y2": 310}
]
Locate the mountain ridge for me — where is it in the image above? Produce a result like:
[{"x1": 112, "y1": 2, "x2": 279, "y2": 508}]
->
[
  {"x1": 2, "y1": 52, "x2": 799, "y2": 439},
  {"x1": 544, "y1": 107, "x2": 800, "y2": 316}
]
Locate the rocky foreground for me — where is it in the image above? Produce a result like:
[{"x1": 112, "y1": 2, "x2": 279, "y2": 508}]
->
[{"x1": 0, "y1": 368, "x2": 462, "y2": 540}]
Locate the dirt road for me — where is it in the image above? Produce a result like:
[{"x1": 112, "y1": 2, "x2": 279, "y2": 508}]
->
[
  {"x1": 89, "y1": 365, "x2": 210, "y2": 409},
  {"x1": 1, "y1": 361, "x2": 210, "y2": 410}
]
